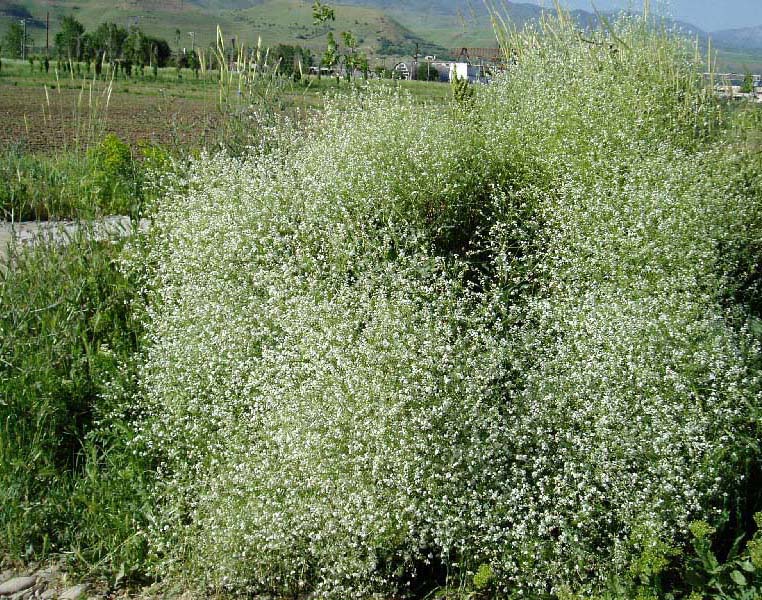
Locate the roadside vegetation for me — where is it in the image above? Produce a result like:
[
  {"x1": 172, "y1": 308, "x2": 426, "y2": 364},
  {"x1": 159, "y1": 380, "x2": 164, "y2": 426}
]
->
[
  {"x1": 0, "y1": 233, "x2": 151, "y2": 578},
  {"x1": 2, "y1": 7, "x2": 762, "y2": 600}
]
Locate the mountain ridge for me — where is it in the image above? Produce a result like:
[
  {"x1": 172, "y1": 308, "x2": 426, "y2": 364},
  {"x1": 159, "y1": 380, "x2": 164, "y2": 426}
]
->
[
  {"x1": 712, "y1": 25, "x2": 762, "y2": 52},
  {"x1": 2, "y1": 0, "x2": 761, "y2": 68}
]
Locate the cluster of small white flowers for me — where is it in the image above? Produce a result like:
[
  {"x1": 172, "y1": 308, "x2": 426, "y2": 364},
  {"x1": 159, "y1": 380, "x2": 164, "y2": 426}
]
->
[{"x1": 133, "y1": 16, "x2": 761, "y2": 598}]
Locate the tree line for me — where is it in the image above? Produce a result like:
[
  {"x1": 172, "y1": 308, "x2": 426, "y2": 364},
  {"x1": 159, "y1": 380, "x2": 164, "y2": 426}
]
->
[
  {"x1": 1, "y1": 16, "x2": 171, "y2": 76},
  {"x1": 0, "y1": 4, "x2": 384, "y2": 82}
]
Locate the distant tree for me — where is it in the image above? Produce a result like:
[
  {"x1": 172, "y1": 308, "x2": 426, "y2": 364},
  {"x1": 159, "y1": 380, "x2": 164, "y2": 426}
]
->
[
  {"x1": 92, "y1": 22, "x2": 128, "y2": 66},
  {"x1": 302, "y1": 47, "x2": 313, "y2": 69},
  {"x1": 151, "y1": 44, "x2": 158, "y2": 78},
  {"x1": 3, "y1": 22, "x2": 30, "y2": 59},
  {"x1": 152, "y1": 38, "x2": 171, "y2": 67},
  {"x1": 55, "y1": 15, "x2": 85, "y2": 61},
  {"x1": 80, "y1": 32, "x2": 96, "y2": 61},
  {"x1": 274, "y1": 44, "x2": 311, "y2": 78},
  {"x1": 312, "y1": 1, "x2": 335, "y2": 28},
  {"x1": 312, "y1": 0, "x2": 334, "y2": 80},
  {"x1": 357, "y1": 50, "x2": 369, "y2": 79},
  {"x1": 124, "y1": 26, "x2": 145, "y2": 72},
  {"x1": 322, "y1": 31, "x2": 339, "y2": 82},
  {"x1": 742, "y1": 71, "x2": 754, "y2": 94},
  {"x1": 187, "y1": 49, "x2": 200, "y2": 78},
  {"x1": 417, "y1": 61, "x2": 439, "y2": 82},
  {"x1": 341, "y1": 30, "x2": 357, "y2": 81}
]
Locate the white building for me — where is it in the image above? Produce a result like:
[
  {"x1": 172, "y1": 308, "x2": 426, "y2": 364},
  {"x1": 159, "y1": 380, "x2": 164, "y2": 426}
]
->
[{"x1": 449, "y1": 62, "x2": 488, "y2": 84}]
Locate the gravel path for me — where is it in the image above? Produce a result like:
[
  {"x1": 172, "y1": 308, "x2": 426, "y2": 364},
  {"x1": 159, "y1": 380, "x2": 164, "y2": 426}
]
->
[{"x1": 0, "y1": 217, "x2": 150, "y2": 264}]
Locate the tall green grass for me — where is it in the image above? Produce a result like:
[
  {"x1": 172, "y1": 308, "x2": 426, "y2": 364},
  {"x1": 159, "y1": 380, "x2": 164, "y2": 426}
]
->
[
  {"x1": 0, "y1": 234, "x2": 151, "y2": 577},
  {"x1": 0, "y1": 136, "x2": 147, "y2": 221},
  {"x1": 0, "y1": 69, "x2": 146, "y2": 221}
]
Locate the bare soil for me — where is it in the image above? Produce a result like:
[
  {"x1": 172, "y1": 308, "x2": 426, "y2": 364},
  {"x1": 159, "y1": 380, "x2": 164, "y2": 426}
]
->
[{"x1": 0, "y1": 82, "x2": 222, "y2": 153}]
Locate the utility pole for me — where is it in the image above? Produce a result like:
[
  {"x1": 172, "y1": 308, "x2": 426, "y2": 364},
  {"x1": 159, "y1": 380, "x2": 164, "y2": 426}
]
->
[
  {"x1": 20, "y1": 19, "x2": 26, "y2": 61},
  {"x1": 412, "y1": 42, "x2": 419, "y2": 81}
]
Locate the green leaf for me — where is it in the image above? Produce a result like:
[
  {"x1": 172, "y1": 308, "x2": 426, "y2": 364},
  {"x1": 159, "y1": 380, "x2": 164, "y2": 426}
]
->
[
  {"x1": 729, "y1": 534, "x2": 747, "y2": 560},
  {"x1": 730, "y1": 570, "x2": 747, "y2": 587},
  {"x1": 685, "y1": 570, "x2": 705, "y2": 588},
  {"x1": 740, "y1": 560, "x2": 755, "y2": 573}
]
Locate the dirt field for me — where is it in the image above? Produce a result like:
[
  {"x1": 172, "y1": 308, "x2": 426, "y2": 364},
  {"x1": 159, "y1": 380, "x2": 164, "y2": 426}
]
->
[{"x1": 0, "y1": 82, "x2": 224, "y2": 152}]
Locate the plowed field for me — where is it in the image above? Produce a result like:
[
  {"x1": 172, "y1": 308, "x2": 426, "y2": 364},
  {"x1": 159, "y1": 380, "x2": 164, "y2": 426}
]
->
[{"x1": 0, "y1": 82, "x2": 223, "y2": 152}]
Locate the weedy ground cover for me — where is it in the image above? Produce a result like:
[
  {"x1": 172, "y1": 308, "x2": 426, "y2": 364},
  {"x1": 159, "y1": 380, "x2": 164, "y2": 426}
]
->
[
  {"x1": 0, "y1": 53, "x2": 448, "y2": 221},
  {"x1": 0, "y1": 233, "x2": 151, "y2": 577},
  {"x1": 134, "y1": 11, "x2": 762, "y2": 600},
  {"x1": 0, "y1": 135, "x2": 150, "y2": 221}
]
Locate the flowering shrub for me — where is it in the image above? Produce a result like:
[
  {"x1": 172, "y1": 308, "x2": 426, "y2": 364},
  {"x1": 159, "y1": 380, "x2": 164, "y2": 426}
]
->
[{"x1": 136, "y1": 14, "x2": 762, "y2": 598}]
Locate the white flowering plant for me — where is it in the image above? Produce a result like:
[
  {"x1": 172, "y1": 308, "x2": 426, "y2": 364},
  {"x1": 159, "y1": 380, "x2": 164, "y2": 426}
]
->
[{"x1": 134, "y1": 12, "x2": 762, "y2": 599}]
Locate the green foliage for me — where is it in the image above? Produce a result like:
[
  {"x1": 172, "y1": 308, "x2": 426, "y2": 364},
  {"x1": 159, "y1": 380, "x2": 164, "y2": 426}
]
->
[
  {"x1": 123, "y1": 27, "x2": 172, "y2": 70},
  {"x1": 272, "y1": 43, "x2": 311, "y2": 78},
  {"x1": 135, "y1": 14, "x2": 762, "y2": 598},
  {"x1": 0, "y1": 135, "x2": 144, "y2": 221},
  {"x1": 86, "y1": 134, "x2": 140, "y2": 215},
  {"x1": 0, "y1": 149, "x2": 80, "y2": 220},
  {"x1": 451, "y1": 75, "x2": 474, "y2": 107},
  {"x1": 322, "y1": 31, "x2": 339, "y2": 76},
  {"x1": 3, "y1": 22, "x2": 29, "y2": 60},
  {"x1": 90, "y1": 22, "x2": 128, "y2": 65},
  {"x1": 55, "y1": 15, "x2": 86, "y2": 60},
  {"x1": 4, "y1": 9, "x2": 762, "y2": 600},
  {"x1": 742, "y1": 72, "x2": 755, "y2": 94},
  {"x1": 681, "y1": 515, "x2": 762, "y2": 599},
  {"x1": 0, "y1": 235, "x2": 151, "y2": 574},
  {"x1": 312, "y1": 0, "x2": 335, "y2": 26},
  {"x1": 473, "y1": 564, "x2": 495, "y2": 591},
  {"x1": 341, "y1": 30, "x2": 358, "y2": 80},
  {"x1": 418, "y1": 62, "x2": 440, "y2": 81}
]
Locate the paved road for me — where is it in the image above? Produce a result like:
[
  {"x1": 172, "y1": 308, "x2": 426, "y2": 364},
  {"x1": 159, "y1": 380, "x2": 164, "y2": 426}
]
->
[{"x1": 0, "y1": 216, "x2": 150, "y2": 265}]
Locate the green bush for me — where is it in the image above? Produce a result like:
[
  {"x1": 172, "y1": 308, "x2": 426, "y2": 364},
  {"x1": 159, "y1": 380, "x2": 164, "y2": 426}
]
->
[
  {"x1": 87, "y1": 134, "x2": 140, "y2": 215},
  {"x1": 417, "y1": 63, "x2": 440, "y2": 82}
]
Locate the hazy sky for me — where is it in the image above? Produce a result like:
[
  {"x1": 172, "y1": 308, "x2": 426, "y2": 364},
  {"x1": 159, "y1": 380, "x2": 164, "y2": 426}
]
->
[{"x1": 523, "y1": 0, "x2": 761, "y2": 31}]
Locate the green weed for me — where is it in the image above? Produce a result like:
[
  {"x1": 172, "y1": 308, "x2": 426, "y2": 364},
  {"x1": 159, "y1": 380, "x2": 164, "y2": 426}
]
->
[
  {"x1": 0, "y1": 233, "x2": 152, "y2": 578},
  {"x1": 0, "y1": 140, "x2": 144, "y2": 221}
]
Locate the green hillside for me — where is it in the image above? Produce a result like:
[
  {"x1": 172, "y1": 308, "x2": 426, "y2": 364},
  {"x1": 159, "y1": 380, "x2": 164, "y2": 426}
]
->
[
  {"x1": 714, "y1": 48, "x2": 762, "y2": 73},
  {"x1": 217, "y1": 0, "x2": 445, "y2": 57},
  {"x1": 2, "y1": 0, "x2": 761, "y2": 67},
  {"x1": 1, "y1": 0, "x2": 229, "y2": 49},
  {"x1": 0, "y1": 0, "x2": 445, "y2": 59}
]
